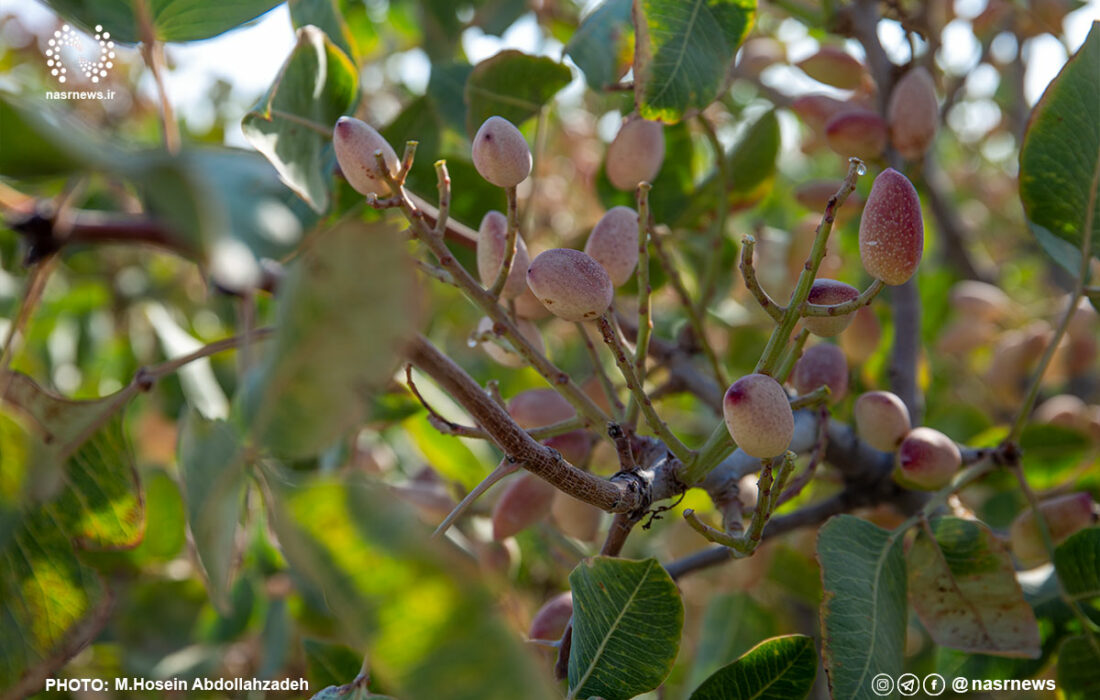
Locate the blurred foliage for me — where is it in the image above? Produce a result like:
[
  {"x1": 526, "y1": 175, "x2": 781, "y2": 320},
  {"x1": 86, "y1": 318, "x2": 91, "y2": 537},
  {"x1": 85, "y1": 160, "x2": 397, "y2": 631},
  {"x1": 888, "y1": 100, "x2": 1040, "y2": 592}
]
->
[{"x1": 0, "y1": 0, "x2": 1097, "y2": 699}]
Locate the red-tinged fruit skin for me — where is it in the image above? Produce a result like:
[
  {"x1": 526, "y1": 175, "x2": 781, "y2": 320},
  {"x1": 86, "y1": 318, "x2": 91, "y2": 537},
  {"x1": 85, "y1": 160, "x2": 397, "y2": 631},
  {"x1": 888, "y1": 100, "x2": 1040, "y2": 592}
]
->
[
  {"x1": 804, "y1": 279, "x2": 861, "y2": 337},
  {"x1": 584, "y1": 206, "x2": 640, "y2": 286},
  {"x1": 1010, "y1": 492, "x2": 1097, "y2": 568},
  {"x1": 472, "y1": 116, "x2": 532, "y2": 187},
  {"x1": 477, "y1": 210, "x2": 530, "y2": 298},
  {"x1": 950, "y1": 280, "x2": 1012, "y2": 321},
  {"x1": 824, "y1": 109, "x2": 887, "y2": 160},
  {"x1": 888, "y1": 66, "x2": 939, "y2": 160},
  {"x1": 507, "y1": 389, "x2": 574, "y2": 429},
  {"x1": 606, "y1": 117, "x2": 665, "y2": 191},
  {"x1": 544, "y1": 430, "x2": 592, "y2": 465},
  {"x1": 551, "y1": 491, "x2": 602, "y2": 542},
  {"x1": 514, "y1": 285, "x2": 551, "y2": 320},
  {"x1": 791, "y1": 343, "x2": 849, "y2": 402},
  {"x1": 796, "y1": 46, "x2": 865, "y2": 89},
  {"x1": 859, "y1": 168, "x2": 924, "y2": 285},
  {"x1": 737, "y1": 38, "x2": 785, "y2": 78},
  {"x1": 526, "y1": 248, "x2": 614, "y2": 322},
  {"x1": 790, "y1": 94, "x2": 849, "y2": 133},
  {"x1": 492, "y1": 473, "x2": 556, "y2": 540},
  {"x1": 854, "y1": 391, "x2": 912, "y2": 452},
  {"x1": 723, "y1": 374, "x2": 794, "y2": 459},
  {"x1": 528, "y1": 591, "x2": 573, "y2": 641},
  {"x1": 476, "y1": 316, "x2": 543, "y2": 368},
  {"x1": 839, "y1": 305, "x2": 882, "y2": 364},
  {"x1": 333, "y1": 116, "x2": 399, "y2": 196},
  {"x1": 893, "y1": 427, "x2": 961, "y2": 490}
]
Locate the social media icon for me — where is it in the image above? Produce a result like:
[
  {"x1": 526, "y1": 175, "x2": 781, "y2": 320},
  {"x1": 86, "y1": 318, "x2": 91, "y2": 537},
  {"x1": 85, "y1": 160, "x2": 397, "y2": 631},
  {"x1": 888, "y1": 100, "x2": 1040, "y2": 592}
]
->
[
  {"x1": 871, "y1": 673, "x2": 894, "y2": 697},
  {"x1": 923, "y1": 673, "x2": 946, "y2": 696},
  {"x1": 897, "y1": 673, "x2": 920, "y2": 696},
  {"x1": 952, "y1": 676, "x2": 969, "y2": 693}
]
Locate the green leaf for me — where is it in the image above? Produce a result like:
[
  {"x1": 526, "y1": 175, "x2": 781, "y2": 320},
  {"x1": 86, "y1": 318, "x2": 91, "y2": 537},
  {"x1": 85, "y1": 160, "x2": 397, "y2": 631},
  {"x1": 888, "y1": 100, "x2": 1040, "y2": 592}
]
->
[
  {"x1": 177, "y1": 409, "x2": 249, "y2": 613},
  {"x1": 633, "y1": 0, "x2": 757, "y2": 123},
  {"x1": 290, "y1": 0, "x2": 358, "y2": 64},
  {"x1": 688, "y1": 635, "x2": 817, "y2": 700},
  {"x1": 1, "y1": 372, "x2": 141, "y2": 549},
  {"x1": 240, "y1": 219, "x2": 418, "y2": 460},
  {"x1": 1058, "y1": 634, "x2": 1100, "y2": 699},
  {"x1": 564, "y1": 0, "x2": 634, "y2": 90},
  {"x1": 304, "y1": 639, "x2": 365, "y2": 690},
  {"x1": 0, "y1": 91, "x2": 109, "y2": 176},
  {"x1": 816, "y1": 515, "x2": 906, "y2": 700},
  {"x1": 404, "y1": 417, "x2": 492, "y2": 491},
  {"x1": 0, "y1": 376, "x2": 140, "y2": 692},
  {"x1": 727, "y1": 109, "x2": 780, "y2": 195},
  {"x1": 684, "y1": 593, "x2": 778, "y2": 696},
  {"x1": 0, "y1": 509, "x2": 110, "y2": 694},
  {"x1": 243, "y1": 25, "x2": 359, "y2": 212},
  {"x1": 1054, "y1": 527, "x2": 1100, "y2": 604},
  {"x1": 131, "y1": 147, "x2": 321, "y2": 269},
  {"x1": 42, "y1": 0, "x2": 284, "y2": 43},
  {"x1": 1019, "y1": 22, "x2": 1100, "y2": 266},
  {"x1": 464, "y1": 50, "x2": 572, "y2": 137},
  {"x1": 907, "y1": 517, "x2": 1040, "y2": 658},
  {"x1": 268, "y1": 474, "x2": 557, "y2": 700},
  {"x1": 567, "y1": 556, "x2": 684, "y2": 700},
  {"x1": 427, "y1": 62, "x2": 474, "y2": 135}
]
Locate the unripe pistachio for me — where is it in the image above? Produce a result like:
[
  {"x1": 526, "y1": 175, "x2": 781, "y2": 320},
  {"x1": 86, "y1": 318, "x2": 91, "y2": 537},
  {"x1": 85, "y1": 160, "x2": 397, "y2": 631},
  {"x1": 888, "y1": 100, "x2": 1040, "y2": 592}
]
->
[
  {"x1": 584, "y1": 206, "x2": 640, "y2": 286},
  {"x1": 737, "y1": 38, "x2": 785, "y2": 77},
  {"x1": 1034, "y1": 394, "x2": 1088, "y2": 431},
  {"x1": 544, "y1": 431, "x2": 592, "y2": 465},
  {"x1": 887, "y1": 66, "x2": 939, "y2": 160},
  {"x1": 893, "y1": 427, "x2": 961, "y2": 490},
  {"x1": 723, "y1": 374, "x2": 794, "y2": 459},
  {"x1": 491, "y1": 473, "x2": 555, "y2": 540},
  {"x1": 1010, "y1": 492, "x2": 1097, "y2": 568},
  {"x1": 854, "y1": 391, "x2": 912, "y2": 452},
  {"x1": 803, "y1": 279, "x2": 860, "y2": 337},
  {"x1": 472, "y1": 116, "x2": 532, "y2": 187},
  {"x1": 551, "y1": 491, "x2": 602, "y2": 542},
  {"x1": 950, "y1": 280, "x2": 1013, "y2": 322},
  {"x1": 514, "y1": 285, "x2": 552, "y2": 320},
  {"x1": 526, "y1": 248, "x2": 614, "y2": 322},
  {"x1": 791, "y1": 343, "x2": 849, "y2": 402},
  {"x1": 476, "y1": 316, "x2": 544, "y2": 368},
  {"x1": 858, "y1": 168, "x2": 924, "y2": 285},
  {"x1": 477, "y1": 210, "x2": 530, "y2": 299},
  {"x1": 796, "y1": 47, "x2": 866, "y2": 89},
  {"x1": 840, "y1": 306, "x2": 882, "y2": 364},
  {"x1": 936, "y1": 319, "x2": 998, "y2": 355},
  {"x1": 507, "y1": 389, "x2": 574, "y2": 429},
  {"x1": 790, "y1": 94, "x2": 849, "y2": 133},
  {"x1": 824, "y1": 109, "x2": 887, "y2": 160},
  {"x1": 606, "y1": 117, "x2": 665, "y2": 191},
  {"x1": 333, "y1": 116, "x2": 399, "y2": 196},
  {"x1": 529, "y1": 591, "x2": 573, "y2": 641}
]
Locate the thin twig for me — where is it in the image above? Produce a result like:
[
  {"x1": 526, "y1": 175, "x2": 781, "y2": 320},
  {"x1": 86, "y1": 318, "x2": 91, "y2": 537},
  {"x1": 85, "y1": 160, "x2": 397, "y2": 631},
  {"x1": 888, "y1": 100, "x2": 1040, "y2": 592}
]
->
[
  {"x1": 577, "y1": 323, "x2": 625, "y2": 420},
  {"x1": 432, "y1": 459, "x2": 520, "y2": 537},
  {"x1": 650, "y1": 225, "x2": 727, "y2": 386},
  {"x1": 488, "y1": 186, "x2": 520, "y2": 298},
  {"x1": 629, "y1": 183, "x2": 655, "y2": 429},
  {"x1": 754, "y1": 159, "x2": 864, "y2": 375},
  {"x1": 596, "y1": 313, "x2": 692, "y2": 463},
  {"x1": 739, "y1": 234, "x2": 784, "y2": 322}
]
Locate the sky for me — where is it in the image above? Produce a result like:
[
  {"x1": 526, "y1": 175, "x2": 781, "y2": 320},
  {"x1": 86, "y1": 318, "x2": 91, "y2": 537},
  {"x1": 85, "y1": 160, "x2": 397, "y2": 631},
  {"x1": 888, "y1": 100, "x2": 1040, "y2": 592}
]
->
[{"x1": 1, "y1": 0, "x2": 1097, "y2": 149}]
